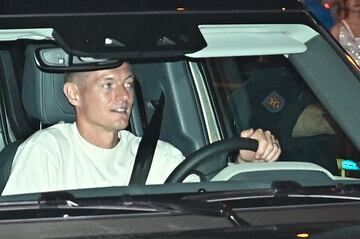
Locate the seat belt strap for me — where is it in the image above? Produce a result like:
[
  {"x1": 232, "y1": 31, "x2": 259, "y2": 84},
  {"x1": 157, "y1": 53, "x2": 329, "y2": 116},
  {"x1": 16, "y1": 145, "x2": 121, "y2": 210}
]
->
[{"x1": 129, "y1": 92, "x2": 165, "y2": 185}]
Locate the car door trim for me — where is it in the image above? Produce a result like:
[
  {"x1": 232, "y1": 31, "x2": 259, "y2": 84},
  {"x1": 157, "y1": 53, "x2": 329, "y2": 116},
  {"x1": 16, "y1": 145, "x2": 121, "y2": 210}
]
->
[{"x1": 188, "y1": 61, "x2": 221, "y2": 143}]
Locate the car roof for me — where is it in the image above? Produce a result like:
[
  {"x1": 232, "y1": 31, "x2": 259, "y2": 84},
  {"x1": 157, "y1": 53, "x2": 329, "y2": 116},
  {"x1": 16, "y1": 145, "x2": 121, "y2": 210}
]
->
[
  {"x1": 1, "y1": 0, "x2": 304, "y2": 14},
  {"x1": 0, "y1": 0, "x2": 315, "y2": 59}
]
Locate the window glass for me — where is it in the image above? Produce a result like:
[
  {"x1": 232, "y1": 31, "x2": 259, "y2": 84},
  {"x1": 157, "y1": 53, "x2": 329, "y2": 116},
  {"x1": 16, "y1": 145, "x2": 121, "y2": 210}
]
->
[
  {"x1": 203, "y1": 55, "x2": 360, "y2": 177},
  {"x1": 0, "y1": 128, "x2": 4, "y2": 151}
]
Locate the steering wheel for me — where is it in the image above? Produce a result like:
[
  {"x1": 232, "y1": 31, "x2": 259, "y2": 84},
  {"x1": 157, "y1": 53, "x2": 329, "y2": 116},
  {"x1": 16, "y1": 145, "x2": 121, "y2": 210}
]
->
[{"x1": 165, "y1": 137, "x2": 258, "y2": 183}]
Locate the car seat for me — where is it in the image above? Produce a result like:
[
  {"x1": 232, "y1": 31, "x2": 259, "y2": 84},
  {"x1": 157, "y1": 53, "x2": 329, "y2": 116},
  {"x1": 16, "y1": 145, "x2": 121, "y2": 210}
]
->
[
  {"x1": 229, "y1": 63, "x2": 339, "y2": 174},
  {"x1": 0, "y1": 45, "x2": 76, "y2": 193}
]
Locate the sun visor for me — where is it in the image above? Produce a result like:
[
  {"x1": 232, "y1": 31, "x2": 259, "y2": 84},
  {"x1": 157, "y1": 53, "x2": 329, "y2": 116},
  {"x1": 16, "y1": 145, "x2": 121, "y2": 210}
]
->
[
  {"x1": 187, "y1": 24, "x2": 318, "y2": 58},
  {"x1": 51, "y1": 15, "x2": 207, "y2": 59}
]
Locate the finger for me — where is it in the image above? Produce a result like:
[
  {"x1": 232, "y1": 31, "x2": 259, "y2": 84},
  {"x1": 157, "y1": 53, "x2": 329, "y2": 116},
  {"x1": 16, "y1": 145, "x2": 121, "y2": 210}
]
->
[
  {"x1": 252, "y1": 129, "x2": 268, "y2": 160},
  {"x1": 263, "y1": 135, "x2": 278, "y2": 161},
  {"x1": 264, "y1": 142, "x2": 279, "y2": 161},
  {"x1": 259, "y1": 131, "x2": 275, "y2": 160},
  {"x1": 267, "y1": 140, "x2": 281, "y2": 162},
  {"x1": 240, "y1": 128, "x2": 254, "y2": 138},
  {"x1": 268, "y1": 145, "x2": 282, "y2": 162}
]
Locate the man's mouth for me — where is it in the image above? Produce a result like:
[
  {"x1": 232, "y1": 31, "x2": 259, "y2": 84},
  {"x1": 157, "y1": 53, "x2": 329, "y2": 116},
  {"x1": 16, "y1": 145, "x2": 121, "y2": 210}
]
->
[{"x1": 111, "y1": 107, "x2": 127, "y2": 113}]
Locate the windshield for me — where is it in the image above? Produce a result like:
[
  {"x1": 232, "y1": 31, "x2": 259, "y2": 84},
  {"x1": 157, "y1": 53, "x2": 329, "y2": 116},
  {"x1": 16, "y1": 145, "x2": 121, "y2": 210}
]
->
[
  {"x1": 2, "y1": 3, "x2": 360, "y2": 237},
  {"x1": 0, "y1": 21, "x2": 359, "y2": 204},
  {"x1": 3, "y1": 1, "x2": 360, "y2": 237}
]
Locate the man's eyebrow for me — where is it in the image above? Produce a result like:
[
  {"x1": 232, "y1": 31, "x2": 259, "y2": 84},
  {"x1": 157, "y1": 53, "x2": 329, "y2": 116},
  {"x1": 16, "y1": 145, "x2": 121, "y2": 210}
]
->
[
  {"x1": 99, "y1": 74, "x2": 134, "y2": 81},
  {"x1": 124, "y1": 74, "x2": 135, "y2": 81}
]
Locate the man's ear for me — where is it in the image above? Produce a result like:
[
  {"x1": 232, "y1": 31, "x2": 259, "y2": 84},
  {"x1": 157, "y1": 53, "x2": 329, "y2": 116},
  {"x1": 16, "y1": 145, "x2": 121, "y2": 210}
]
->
[{"x1": 63, "y1": 82, "x2": 81, "y2": 106}]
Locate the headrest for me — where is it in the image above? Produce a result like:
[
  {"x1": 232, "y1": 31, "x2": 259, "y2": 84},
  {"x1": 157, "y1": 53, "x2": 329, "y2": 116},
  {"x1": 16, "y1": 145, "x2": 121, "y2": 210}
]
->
[
  {"x1": 22, "y1": 45, "x2": 75, "y2": 124},
  {"x1": 229, "y1": 66, "x2": 312, "y2": 139}
]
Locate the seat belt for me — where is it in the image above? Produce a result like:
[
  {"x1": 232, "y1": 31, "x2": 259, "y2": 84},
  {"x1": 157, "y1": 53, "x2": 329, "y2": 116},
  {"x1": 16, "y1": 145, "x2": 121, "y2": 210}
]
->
[
  {"x1": 129, "y1": 92, "x2": 165, "y2": 185},
  {"x1": 0, "y1": 139, "x2": 24, "y2": 193},
  {"x1": 134, "y1": 80, "x2": 149, "y2": 132}
]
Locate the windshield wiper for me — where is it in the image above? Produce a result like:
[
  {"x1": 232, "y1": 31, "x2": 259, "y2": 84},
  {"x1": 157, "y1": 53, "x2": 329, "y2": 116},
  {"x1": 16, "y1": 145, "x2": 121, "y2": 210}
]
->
[
  {"x1": 271, "y1": 181, "x2": 360, "y2": 201},
  {"x1": 3, "y1": 181, "x2": 360, "y2": 222},
  {"x1": 172, "y1": 198, "x2": 250, "y2": 227},
  {"x1": 0, "y1": 191, "x2": 175, "y2": 216},
  {"x1": 0, "y1": 191, "x2": 253, "y2": 225},
  {"x1": 37, "y1": 191, "x2": 183, "y2": 212},
  {"x1": 181, "y1": 181, "x2": 360, "y2": 205},
  {"x1": 175, "y1": 181, "x2": 360, "y2": 225}
]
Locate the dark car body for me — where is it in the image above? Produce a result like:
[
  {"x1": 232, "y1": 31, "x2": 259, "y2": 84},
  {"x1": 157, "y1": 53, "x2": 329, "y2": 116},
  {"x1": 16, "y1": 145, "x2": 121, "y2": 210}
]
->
[{"x1": 0, "y1": 0, "x2": 359, "y2": 238}]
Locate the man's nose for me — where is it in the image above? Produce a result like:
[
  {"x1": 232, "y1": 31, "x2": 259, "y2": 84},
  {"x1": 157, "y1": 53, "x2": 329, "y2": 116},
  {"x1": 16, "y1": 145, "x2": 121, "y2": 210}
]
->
[{"x1": 114, "y1": 85, "x2": 130, "y2": 101}]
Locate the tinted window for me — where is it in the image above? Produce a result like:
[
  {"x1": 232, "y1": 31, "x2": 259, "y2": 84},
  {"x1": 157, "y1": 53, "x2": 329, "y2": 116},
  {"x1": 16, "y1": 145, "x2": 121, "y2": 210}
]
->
[{"x1": 203, "y1": 55, "x2": 360, "y2": 177}]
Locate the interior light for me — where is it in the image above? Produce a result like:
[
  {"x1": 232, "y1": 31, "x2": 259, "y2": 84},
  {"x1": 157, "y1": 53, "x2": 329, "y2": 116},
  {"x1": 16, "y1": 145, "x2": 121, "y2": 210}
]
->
[
  {"x1": 297, "y1": 233, "x2": 310, "y2": 238},
  {"x1": 281, "y1": 7, "x2": 286, "y2": 11},
  {"x1": 176, "y1": 7, "x2": 186, "y2": 11},
  {"x1": 104, "y1": 38, "x2": 113, "y2": 45}
]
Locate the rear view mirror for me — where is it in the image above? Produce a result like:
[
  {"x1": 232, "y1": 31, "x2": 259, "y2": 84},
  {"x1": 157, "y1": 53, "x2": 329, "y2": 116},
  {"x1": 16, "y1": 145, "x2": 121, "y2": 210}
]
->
[{"x1": 35, "y1": 46, "x2": 123, "y2": 72}]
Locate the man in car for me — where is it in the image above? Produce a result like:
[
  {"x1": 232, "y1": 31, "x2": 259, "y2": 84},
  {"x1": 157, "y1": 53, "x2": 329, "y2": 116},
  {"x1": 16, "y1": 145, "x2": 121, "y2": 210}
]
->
[{"x1": 2, "y1": 62, "x2": 281, "y2": 196}]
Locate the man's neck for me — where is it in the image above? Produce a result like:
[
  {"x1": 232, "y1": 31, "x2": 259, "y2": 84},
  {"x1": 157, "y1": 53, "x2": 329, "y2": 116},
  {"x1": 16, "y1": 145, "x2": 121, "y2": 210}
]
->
[{"x1": 75, "y1": 121, "x2": 120, "y2": 149}]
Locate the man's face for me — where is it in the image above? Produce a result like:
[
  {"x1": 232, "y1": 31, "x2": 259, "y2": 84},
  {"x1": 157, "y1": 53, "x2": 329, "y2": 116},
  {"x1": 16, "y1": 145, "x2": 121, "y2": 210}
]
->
[{"x1": 73, "y1": 63, "x2": 135, "y2": 133}]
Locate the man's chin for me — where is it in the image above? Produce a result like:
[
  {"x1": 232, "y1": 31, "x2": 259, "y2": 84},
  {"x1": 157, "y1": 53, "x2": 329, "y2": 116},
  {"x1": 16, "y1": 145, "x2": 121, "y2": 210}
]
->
[{"x1": 113, "y1": 120, "x2": 129, "y2": 131}]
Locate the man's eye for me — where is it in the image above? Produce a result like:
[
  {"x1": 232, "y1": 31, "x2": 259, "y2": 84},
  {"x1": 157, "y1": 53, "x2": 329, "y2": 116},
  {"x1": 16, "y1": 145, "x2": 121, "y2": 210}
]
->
[
  {"x1": 125, "y1": 82, "x2": 134, "y2": 89},
  {"x1": 103, "y1": 83, "x2": 112, "y2": 89}
]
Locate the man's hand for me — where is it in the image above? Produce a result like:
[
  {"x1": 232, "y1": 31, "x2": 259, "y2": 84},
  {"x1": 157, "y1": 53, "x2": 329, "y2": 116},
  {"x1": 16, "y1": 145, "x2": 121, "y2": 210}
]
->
[{"x1": 236, "y1": 128, "x2": 281, "y2": 163}]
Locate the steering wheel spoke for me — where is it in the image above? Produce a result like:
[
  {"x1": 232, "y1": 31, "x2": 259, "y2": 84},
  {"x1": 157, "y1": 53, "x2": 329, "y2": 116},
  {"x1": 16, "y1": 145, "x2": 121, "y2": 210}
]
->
[{"x1": 165, "y1": 137, "x2": 258, "y2": 183}]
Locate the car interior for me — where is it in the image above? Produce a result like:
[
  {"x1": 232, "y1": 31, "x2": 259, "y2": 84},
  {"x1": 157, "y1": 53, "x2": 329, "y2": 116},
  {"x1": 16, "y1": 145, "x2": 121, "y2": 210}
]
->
[
  {"x1": 0, "y1": 42, "x2": 215, "y2": 193},
  {"x1": 220, "y1": 56, "x2": 339, "y2": 174},
  {"x1": 0, "y1": 22, "x2": 359, "y2": 196}
]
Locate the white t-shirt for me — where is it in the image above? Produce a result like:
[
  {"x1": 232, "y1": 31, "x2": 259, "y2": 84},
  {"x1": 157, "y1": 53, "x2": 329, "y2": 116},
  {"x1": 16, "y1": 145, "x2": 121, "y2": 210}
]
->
[{"x1": 2, "y1": 122, "x2": 190, "y2": 195}]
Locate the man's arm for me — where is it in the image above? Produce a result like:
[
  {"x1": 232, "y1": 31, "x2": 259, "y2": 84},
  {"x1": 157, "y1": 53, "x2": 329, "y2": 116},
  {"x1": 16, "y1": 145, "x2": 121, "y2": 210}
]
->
[{"x1": 2, "y1": 141, "x2": 59, "y2": 196}]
